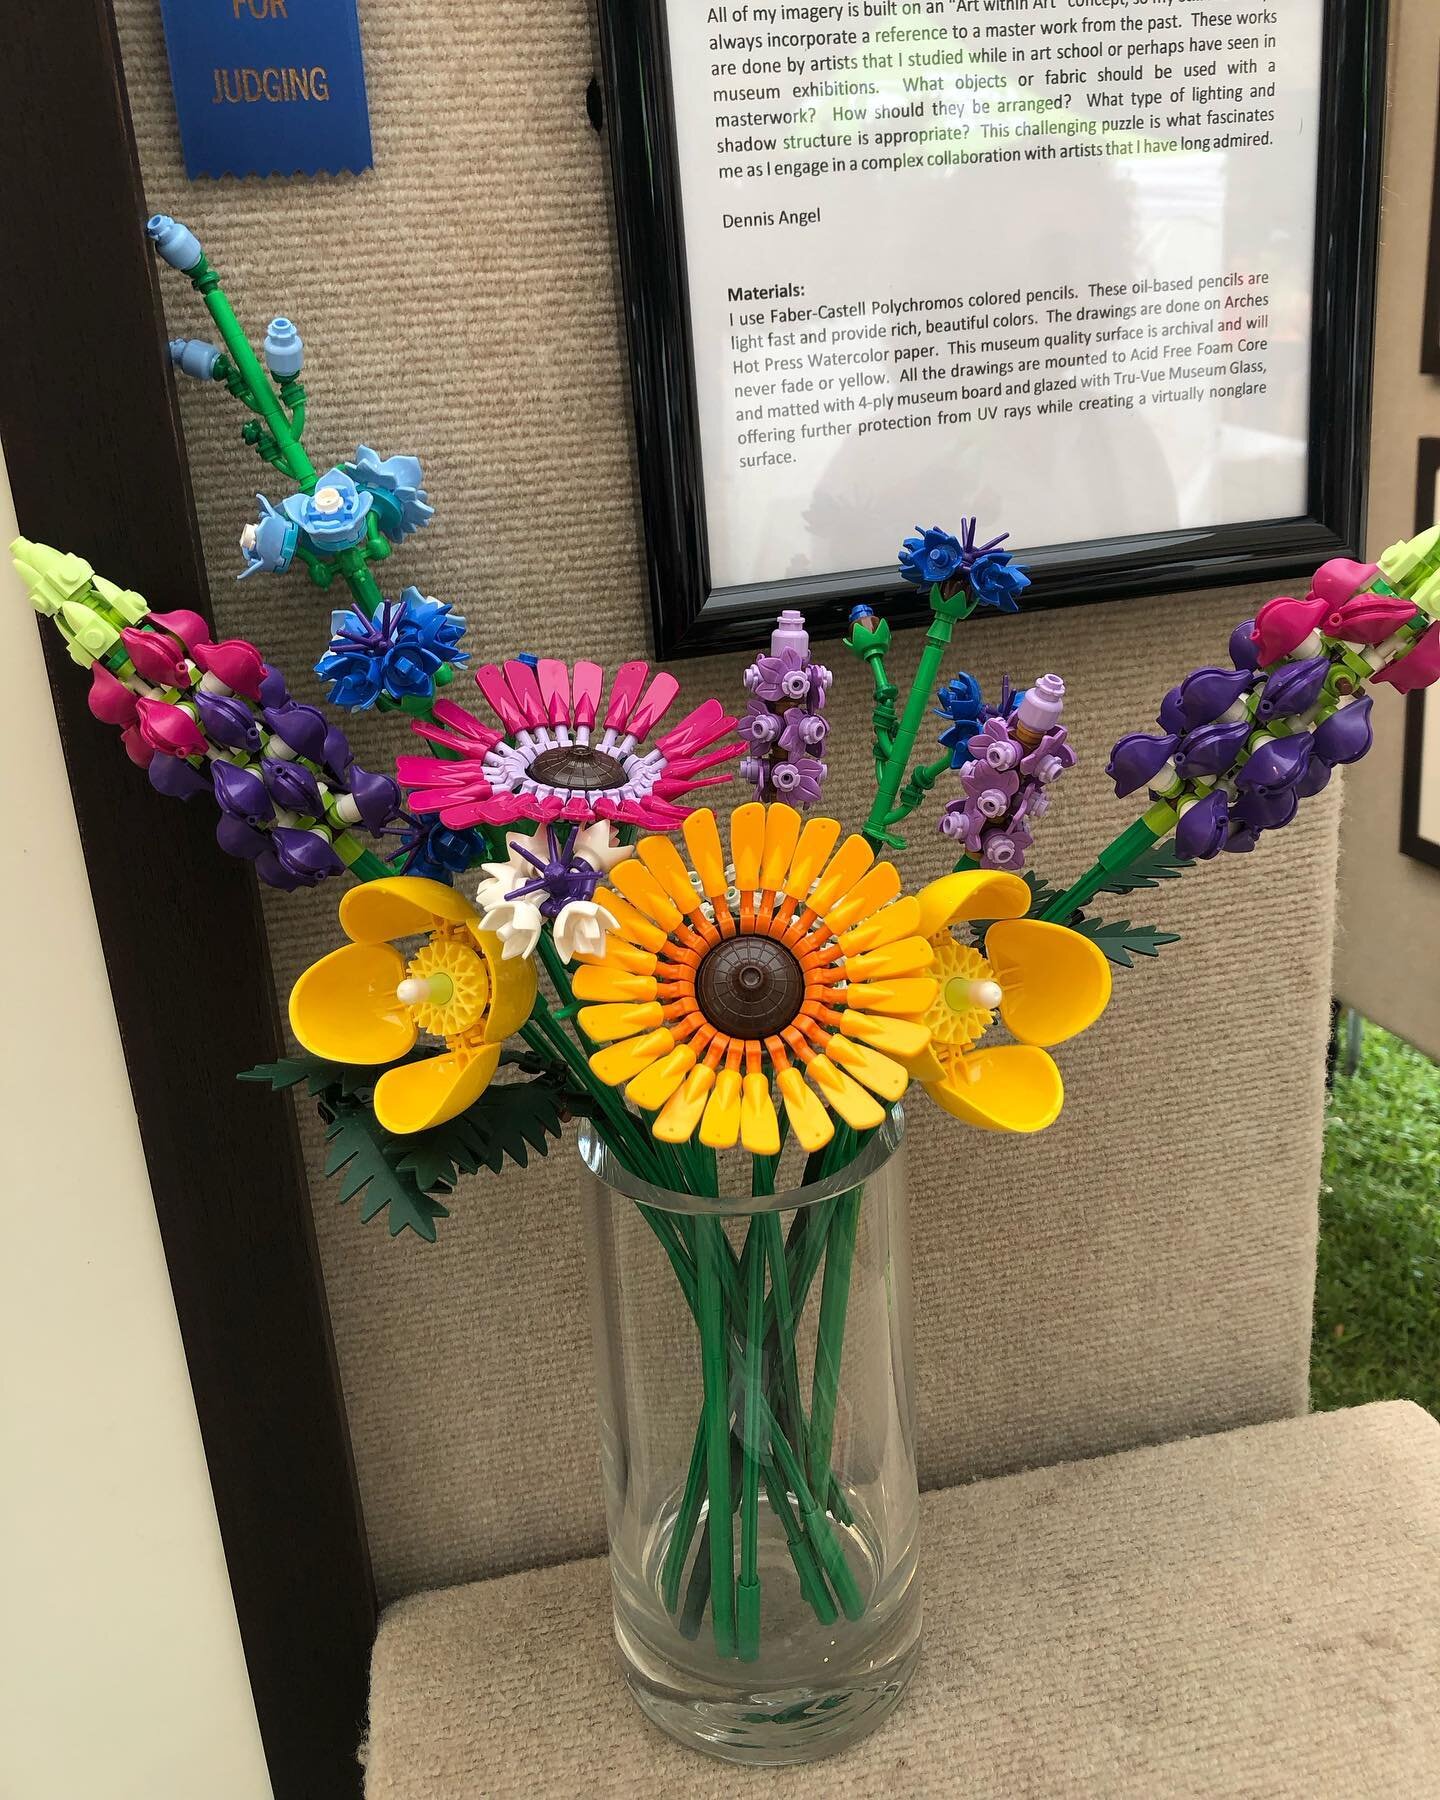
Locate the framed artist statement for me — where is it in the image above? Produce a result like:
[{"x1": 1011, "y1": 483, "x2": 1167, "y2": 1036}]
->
[
  {"x1": 1403, "y1": 440, "x2": 1440, "y2": 870},
  {"x1": 594, "y1": 0, "x2": 1385, "y2": 655}
]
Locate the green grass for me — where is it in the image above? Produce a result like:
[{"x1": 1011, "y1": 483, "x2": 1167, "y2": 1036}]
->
[{"x1": 1311, "y1": 1019, "x2": 1440, "y2": 1418}]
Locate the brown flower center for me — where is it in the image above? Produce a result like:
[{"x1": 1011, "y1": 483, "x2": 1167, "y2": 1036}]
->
[
  {"x1": 695, "y1": 935, "x2": 805, "y2": 1039},
  {"x1": 527, "y1": 745, "x2": 628, "y2": 790}
]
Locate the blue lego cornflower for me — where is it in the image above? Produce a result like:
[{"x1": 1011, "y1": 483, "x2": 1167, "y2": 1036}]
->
[
  {"x1": 935, "y1": 672, "x2": 986, "y2": 766},
  {"x1": 314, "y1": 588, "x2": 467, "y2": 709},
  {"x1": 387, "y1": 813, "x2": 486, "y2": 881},
  {"x1": 346, "y1": 446, "x2": 435, "y2": 542},
  {"x1": 969, "y1": 550, "x2": 1031, "y2": 613},
  {"x1": 898, "y1": 526, "x2": 966, "y2": 587}
]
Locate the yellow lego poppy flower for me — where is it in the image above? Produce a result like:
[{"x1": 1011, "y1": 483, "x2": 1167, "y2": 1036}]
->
[
  {"x1": 288, "y1": 876, "x2": 537, "y2": 1135},
  {"x1": 905, "y1": 870, "x2": 1111, "y2": 1132},
  {"x1": 573, "y1": 802, "x2": 938, "y2": 1153}
]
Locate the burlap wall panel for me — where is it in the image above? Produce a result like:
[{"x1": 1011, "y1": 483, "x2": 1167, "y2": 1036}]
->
[{"x1": 115, "y1": 0, "x2": 1336, "y2": 1601}]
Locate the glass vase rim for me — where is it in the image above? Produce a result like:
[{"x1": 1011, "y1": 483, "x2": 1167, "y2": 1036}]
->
[{"x1": 577, "y1": 1105, "x2": 905, "y2": 1216}]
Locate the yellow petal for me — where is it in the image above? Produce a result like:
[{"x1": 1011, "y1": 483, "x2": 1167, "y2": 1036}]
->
[
  {"x1": 844, "y1": 936, "x2": 934, "y2": 982},
  {"x1": 472, "y1": 928, "x2": 538, "y2": 1042},
  {"x1": 637, "y1": 835, "x2": 703, "y2": 915},
  {"x1": 594, "y1": 888, "x2": 669, "y2": 952},
  {"x1": 373, "y1": 1044, "x2": 499, "y2": 1135},
  {"x1": 340, "y1": 875, "x2": 478, "y2": 945},
  {"x1": 626, "y1": 1043, "x2": 696, "y2": 1109},
  {"x1": 924, "y1": 1044, "x2": 1064, "y2": 1133},
  {"x1": 610, "y1": 858, "x2": 684, "y2": 931},
  {"x1": 729, "y1": 801, "x2": 767, "y2": 891},
  {"x1": 839, "y1": 1009, "x2": 932, "y2": 1063},
  {"x1": 825, "y1": 1034, "x2": 909, "y2": 1100},
  {"x1": 577, "y1": 1000, "x2": 665, "y2": 1043},
  {"x1": 775, "y1": 1066, "x2": 834, "y2": 1152},
  {"x1": 843, "y1": 976, "x2": 938, "y2": 1017},
  {"x1": 655, "y1": 1065, "x2": 715, "y2": 1143},
  {"x1": 590, "y1": 1027, "x2": 675, "y2": 1087},
  {"x1": 572, "y1": 937, "x2": 656, "y2": 976},
  {"x1": 682, "y1": 808, "x2": 728, "y2": 897},
  {"x1": 740, "y1": 1073, "x2": 780, "y2": 1155},
  {"x1": 899, "y1": 1042, "x2": 946, "y2": 1084},
  {"x1": 807, "y1": 835, "x2": 874, "y2": 917},
  {"x1": 984, "y1": 920, "x2": 1113, "y2": 1048},
  {"x1": 839, "y1": 895, "x2": 920, "y2": 957},
  {"x1": 785, "y1": 816, "x2": 843, "y2": 898},
  {"x1": 699, "y1": 1068, "x2": 743, "y2": 1149},
  {"x1": 822, "y1": 861, "x2": 901, "y2": 935},
  {"x1": 571, "y1": 964, "x2": 658, "y2": 1003},
  {"x1": 913, "y1": 871, "x2": 1030, "y2": 942},
  {"x1": 759, "y1": 804, "x2": 802, "y2": 891},
  {"x1": 289, "y1": 941, "x2": 416, "y2": 1064},
  {"x1": 804, "y1": 1054, "x2": 886, "y2": 1131}
]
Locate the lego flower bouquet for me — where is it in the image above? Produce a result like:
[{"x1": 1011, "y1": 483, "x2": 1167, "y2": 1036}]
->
[{"x1": 16, "y1": 214, "x2": 1440, "y2": 1764}]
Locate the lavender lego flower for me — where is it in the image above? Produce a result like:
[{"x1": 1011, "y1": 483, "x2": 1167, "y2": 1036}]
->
[
  {"x1": 315, "y1": 588, "x2": 467, "y2": 710},
  {"x1": 740, "y1": 611, "x2": 831, "y2": 807},
  {"x1": 937, "y1": 672, "x2": 1073, "y2": 870}
]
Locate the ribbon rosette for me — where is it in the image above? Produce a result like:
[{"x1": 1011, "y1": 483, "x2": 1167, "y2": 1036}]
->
[
  {"x1": 289, "y1": 876, "x2": 537, "y2": 1133},
  {"x1": 902, "y1": 871, "x2": 1112, "y2": 1132}
]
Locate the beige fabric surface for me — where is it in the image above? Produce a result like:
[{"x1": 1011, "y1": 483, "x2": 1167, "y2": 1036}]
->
[
  {"x1": 114, "y1": 2, "x2": 1339, "y2": 1600},
  {"x1": 365, "y1": 1401, "x2": 1440, "y2": 1798}
]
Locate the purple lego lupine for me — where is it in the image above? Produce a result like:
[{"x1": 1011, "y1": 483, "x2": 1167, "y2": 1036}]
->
[
  {"x1": 740, "y1": 611, "x2": 832, "y2": 807},
  {"x1": 1104, "y1": 598, "x2": 1386, "y2": 859},
  {"x1": 937, "y1": 672, "x2": 1074, "y2": 870}
]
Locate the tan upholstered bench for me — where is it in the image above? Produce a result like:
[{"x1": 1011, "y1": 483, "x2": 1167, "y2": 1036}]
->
[{"x1": 364, "y1": 1401, "x2": 1440, "y2": 1796}]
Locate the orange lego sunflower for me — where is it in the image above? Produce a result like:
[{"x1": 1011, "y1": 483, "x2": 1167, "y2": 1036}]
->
[{"x1": 573, "y1": 802, "x2": 937, "y2": 1152}]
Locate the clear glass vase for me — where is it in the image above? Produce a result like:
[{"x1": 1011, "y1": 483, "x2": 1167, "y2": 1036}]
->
[{"x1": 578, "y1": 1108, "x2": 922, "y2": 1765}]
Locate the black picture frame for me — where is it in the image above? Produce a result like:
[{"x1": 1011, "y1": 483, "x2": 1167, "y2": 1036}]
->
[
  {"x1": 0, "y1": 4, "x2": 375, "y2": 1797},
  {"x1": 594, "y1": 0, "x2": 1388, "y2": 658},
  {"x1": 1402, "y1": 438, "x2": 1440, "y2": 869},
  {"x1": 1421, "y1": 66, "x2": 1440, "y2": 376}
]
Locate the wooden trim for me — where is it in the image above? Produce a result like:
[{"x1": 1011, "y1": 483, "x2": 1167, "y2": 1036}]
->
[
  {"x1": 1402, "y1": 439, "x2": 1440, "y2": 868},
  {"x1": 1421, "y1": 66, "x2": 1440, "y2": 376},
  {"x1": 595, "y1": 0, "x2": 1388, "y2": 656},
  {"x1": 0, "y1": 4, "x2": 375, "y2": 1796}
]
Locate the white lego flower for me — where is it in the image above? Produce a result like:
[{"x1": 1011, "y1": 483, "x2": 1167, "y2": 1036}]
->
[
  {"x1": 553, "y1": 899, "x2": 619, "y2": 965},
  {"x1": 478, "y1": 898, "x2": 544, "y2": 962}
]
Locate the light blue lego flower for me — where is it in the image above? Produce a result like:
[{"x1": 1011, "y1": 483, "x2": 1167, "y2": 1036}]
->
[
  {"x1": 314, "y1": 587, "x2": 467, "y2": 710},
  {"x1": 281, "y1": 467, "x2": 373, "y2": 553},
  {"x1": 346, "y1": 446, "x2": 435, "y2": 542},
  {"x1": 238, "y1": 495, "x2": 299, "y2": 581}
]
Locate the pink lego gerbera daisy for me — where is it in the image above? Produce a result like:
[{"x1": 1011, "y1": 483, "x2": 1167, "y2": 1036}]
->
[{"x1": 396, "y1": 658, "x2": 742, "y2": 829}]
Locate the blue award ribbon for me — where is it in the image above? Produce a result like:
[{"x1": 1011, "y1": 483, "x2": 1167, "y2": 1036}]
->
[{"x1": 157, "y1": 0, "x2": 373, "y2": 180}]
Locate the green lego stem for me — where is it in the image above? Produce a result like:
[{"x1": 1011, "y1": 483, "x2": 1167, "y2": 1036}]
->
[
  {"x1": 887, "y1": 749, "x2": 953, "y2": 827},
  {"x1": 806, "y1": 1174, "x2": 859, "y2": 1508},
  {"x1": 696, "y1": 1215, "x2": 738, "y2": 1657},
  {"x1": 863, "y1": 647, "x2": 898, "y2": 773},
  {"x1": 860, "y1": 587, "x2": 963, "y2": 850},
  {"x1": 184, "y1": 255, "x2": 316, "y2": 490},
  {"x1": 736, "y1": 1162, "x2": 773, "y2": 1661},
  {"x1": 1036, "y1": 815, "x2": 1167, "y2": 924}
]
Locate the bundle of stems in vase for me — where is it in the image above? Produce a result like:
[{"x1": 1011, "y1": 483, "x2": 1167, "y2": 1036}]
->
[{"x1": 16, "y1": 211, "x2": 1440, "y2": 1660}]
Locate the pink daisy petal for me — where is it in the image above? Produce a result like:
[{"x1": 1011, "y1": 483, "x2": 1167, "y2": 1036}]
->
[
  {"x1": 474, "y1": 664, "x2": 531, "y2": 735},
  {"x1": 655, "y1": 771, "x2": 733, "y2": 798},
  {"x1": 537, "y1": 658, "x2": 571, "y2": 727},
  {"x1": 558, "y1": 795, "x2": 596, "y2": 820},
  {"x1": 670, "y1": 741, "x2": 745, "y2": 775},
  {"x1": 655, "y1": 698, "x2": 733, "y2": 756},
  {"x1": 603, "y1": 661, "x2": 649, "y2": 732},
  {"x1": 572, "y1": 661, "x2": 604, "y2": 730},
  {"x1": 624, "y1": 672, "x2": 680, "y2": 742},
  {"x1": 429, "y1": 699, "x2": 503, "y2": 745},
  {"x1": 504, "y1": 658, "x2": 547, "y2": 728},
  {"x1": 529, "y1": 794, "x2": 566, "y2": 822}
]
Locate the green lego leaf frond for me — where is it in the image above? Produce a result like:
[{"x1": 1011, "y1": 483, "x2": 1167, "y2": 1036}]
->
[
  {"x1": 1068, "y1": 915, "x2": 1181, "y2": 969},
  {"x1": 323, "y1": 1105, "x2": 451, "y2": 1242},
  {"x1": 1093, "y1": 837, "x2": 1194, "y2": 897},
  {"x1": 394, "y1": 1074, "x2": 570, "y2": 1193}
]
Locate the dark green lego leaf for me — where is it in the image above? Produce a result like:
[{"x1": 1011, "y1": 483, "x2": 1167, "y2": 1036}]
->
[
  {"x1": 323, "y1": 1106, "x2": 451, "y2": 1242},
  {"x1": 1095, "y1": 837, "x2": 1194, "y2": 897},
  {"x1": 1069, "y1": 915, "x2": 1181, "y2": 969},
  {"x1": 238, "y1": 1053, "x2": 372, "y2": 1099},
  {"x1": 393, "y1": 1073, "x2": 570, "y2": 1194}
]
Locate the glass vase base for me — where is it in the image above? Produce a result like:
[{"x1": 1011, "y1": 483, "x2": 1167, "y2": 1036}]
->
[{"x1": 611, "y1": 1491, "x2": 922, "y2": 1766}]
